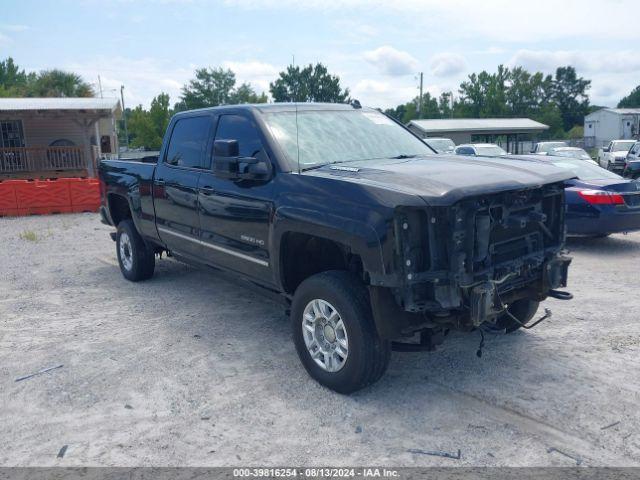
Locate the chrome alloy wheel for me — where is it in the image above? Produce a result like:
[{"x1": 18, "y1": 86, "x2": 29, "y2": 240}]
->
[
  {"x1": 119, "y1": 232, "x2": 133, "y2": 271},
  {"x1": 302, "y1": 299, "x2": 349, "y2": 372}
]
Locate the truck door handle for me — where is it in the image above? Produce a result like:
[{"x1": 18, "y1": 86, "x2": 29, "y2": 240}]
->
[
  {"x1": 155, "y1": 178, "x2": 166, "y2": 186},
  {"x1": 200, "y1": 186, "x2": 215, "y2": 193}
]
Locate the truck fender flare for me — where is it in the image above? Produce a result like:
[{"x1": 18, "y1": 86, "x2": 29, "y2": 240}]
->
[
  {"x1": 106, "y1": 191, "x2": 145, "y2": 235},
  {"x1": 272, "y1": 205, "x2": 387, "y2": 285}
]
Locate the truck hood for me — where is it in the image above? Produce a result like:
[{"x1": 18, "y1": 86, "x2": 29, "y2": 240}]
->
[{"x1": 304, "y1": 155, "x2": 574, "y2": 206}]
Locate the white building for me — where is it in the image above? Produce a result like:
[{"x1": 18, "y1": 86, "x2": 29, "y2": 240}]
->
[{"x1": 584, "y1": 108, "x2": 640, "y2": 149}]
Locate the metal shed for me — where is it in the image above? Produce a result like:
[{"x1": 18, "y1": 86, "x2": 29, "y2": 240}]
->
[
  {"x1": 406, "y1": 118, "x2": 549, "y2": 153},
  {"x1": 584, "y1": 108, "x2": 640, "y2": 149}
]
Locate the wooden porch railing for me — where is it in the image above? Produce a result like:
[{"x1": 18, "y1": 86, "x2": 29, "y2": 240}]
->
[{"x1": 0, "y1": 146, "x2": 87, "y2": 175}]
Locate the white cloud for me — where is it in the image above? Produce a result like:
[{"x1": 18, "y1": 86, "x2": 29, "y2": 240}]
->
[
  {"x1": 226, "y1": 0, "x2": 640, "y2": 42},
  {"x1": 510, "y1": 50, "x2": 640, "y2": 75},
  {"x1": 363, "y1": 46, "x2": 419, "y2": 76},
  {"x1": 222, "y1": 60, "x2": 279, "y2": 93},
  {"x1": 351, "y1": 79, "x2": 417, "y2": 108},
  {"x1": 63, "y1": 56, "x2": 193, "y2": 108},
  {"x1": 430, "y1": 53, "x2": 466, "y2": 77}
]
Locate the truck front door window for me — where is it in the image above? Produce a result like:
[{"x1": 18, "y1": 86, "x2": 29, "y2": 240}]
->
[{"x1": 214, "y1": 115, "x2": 264, "y2": 158}]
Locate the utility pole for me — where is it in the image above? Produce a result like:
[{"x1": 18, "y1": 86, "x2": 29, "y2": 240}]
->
[
  {"x1": 417, "y1": 72, "x2": 423, "y2": 119},
  {"x1": 120, "y1": 85, "x2": 129, "y2": 149},
  {"x1": 450, "y1": 91, "x2": 454, "y2": 118},
  {"x1": 98, "y1": 75, "x2": 103, "y2": 98}
]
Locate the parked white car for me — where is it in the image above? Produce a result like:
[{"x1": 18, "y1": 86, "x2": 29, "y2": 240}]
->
[
  {"x1": 530, "y1": 141, "x2": 569, "y2": 155},
  {"x1": 423, "y1": 137, "x2": 455, "y2": 153},
  {"x1": 548, "y1": 147, "x2": 596, "y2": 164},
  {"x1": 454, "y1": 143, "x2": 508, "y2": 157},
  {"x1": 598, "y1": 140, "x2": 636, "y2": 172}
]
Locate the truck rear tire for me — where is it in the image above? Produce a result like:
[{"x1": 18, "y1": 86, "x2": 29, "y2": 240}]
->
[
  {"x1": 495, "y1": 299, "x2": 540, "y2": 333},
  {"x1": 291, "y1": 271, "x2": 391, "y2": 394},
  {"x1": 116, "y1": 219, "x2": 155, "y2": 282}
]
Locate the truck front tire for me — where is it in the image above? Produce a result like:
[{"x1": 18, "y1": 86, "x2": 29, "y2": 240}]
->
[
  {"x1": 116, "y1": 219, "x2": 155, "y2": 282},
  {"x1": 291, "y1": 271, "x2": 391, "y2": 394}
]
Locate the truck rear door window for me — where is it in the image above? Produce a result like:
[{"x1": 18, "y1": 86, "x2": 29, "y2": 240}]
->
[{"x1": 165, "y1": 116, "x2": 211, "y2": 168}]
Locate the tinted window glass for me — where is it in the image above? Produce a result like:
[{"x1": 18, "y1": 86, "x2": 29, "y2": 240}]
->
[
  {"x1": 165, "y1": 116, "x2": 211, "y2": 168},
  {"x1": 456, "y1": 147, "x2": 474, "y2": 155},
  {"x1": 215, "y1": 115, "x2": 263, "y2": 158}
]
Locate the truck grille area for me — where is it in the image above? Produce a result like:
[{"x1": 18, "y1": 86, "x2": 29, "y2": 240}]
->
[{"x1": 394, "y1": 182, "x2": 567, "y2": 315}]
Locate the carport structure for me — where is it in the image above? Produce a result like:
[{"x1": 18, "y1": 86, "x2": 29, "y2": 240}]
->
[{"x1": 407, "y1": 118, "x2": 549, "y2": 153}]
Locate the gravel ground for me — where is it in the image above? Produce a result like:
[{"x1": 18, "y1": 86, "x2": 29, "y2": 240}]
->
[{"x1": 1, "y1": 213, "x2": 640, "y2": 467}]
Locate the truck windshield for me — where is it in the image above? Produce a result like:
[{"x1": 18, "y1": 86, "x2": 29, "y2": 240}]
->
[{"x1": 262, "y1": 108, "x2": 435, "y2": 171}]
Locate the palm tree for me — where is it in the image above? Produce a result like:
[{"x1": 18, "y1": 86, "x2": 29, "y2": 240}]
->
[{"x1": 28, "y1": 69, "x2": 94, "y2": 97}]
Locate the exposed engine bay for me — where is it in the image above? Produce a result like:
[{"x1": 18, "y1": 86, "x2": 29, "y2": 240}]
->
[{"x1": 370, "y1": 182, "x2": 571, "y2": 339}]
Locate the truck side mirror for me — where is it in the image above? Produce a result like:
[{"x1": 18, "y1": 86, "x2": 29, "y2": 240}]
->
[
  {"x1": 214, "y1": 139, "x2": 240, "y2": 179},
  {"x1": 213, "y1": 139, "x2": 271, "y2": 181},
  {"x1": 603, "y1": 146, "x2": 610, "y2": 152},
  {"x1": 214, "y1": 139, "x2": 239, "y2": 157}
]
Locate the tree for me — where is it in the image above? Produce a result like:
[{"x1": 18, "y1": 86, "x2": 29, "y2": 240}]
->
[
  {"x1": 618, "y1": 85, "x2": 640, "y2": 108},
  {"x1": 438, "y1": 92, "x2": 453, "y2": 118},
  {"x1": 0, "y1": 57, "x2": 28, "y2": 96},
  {"x1": 551, "y1": 66, "x2": 591, "y2": 131},
  {"x1": 270, "y1": 63, "x2": 350, "y2": 103},
  {"x1": 457, "y1": 65, "x2": 510, "y2": 118},
  {"x1": 178, "y1": 67, "x2": 267, "y2": 110},
  {"x1": 27, "y1": 69, "x2": 93, "y2": 97},
  {"x1": 178, "y1": 67, "x2": 236, "y2": 110},
  {"x1": 127, "y1": 93, "x2": 172, "y2": 150},
  {"x1": 505, "y1": 67, "x2": 553, "y2": 117},
  {"x1": 229, "y1": 82, "x2": 268, "y2": 104}
]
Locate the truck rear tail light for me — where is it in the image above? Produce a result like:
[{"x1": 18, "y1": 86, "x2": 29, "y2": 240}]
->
[{"x1": 578, "y1": 189, "x2": 624, "y2": 205}]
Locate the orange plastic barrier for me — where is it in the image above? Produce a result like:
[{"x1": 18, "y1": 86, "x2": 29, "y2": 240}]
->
[
  {"x1": 67, "y1": 178, "x2": 101, "y2": 213},
  {"x1": 0, "y1": 177, "x2": 100, "y2": 217},
  {"x1": 15, "y1": 179, "x2": 72, "y2": 208},
  {"x1": 0, "y1": 180, "x2": 20, "y2": 216}
]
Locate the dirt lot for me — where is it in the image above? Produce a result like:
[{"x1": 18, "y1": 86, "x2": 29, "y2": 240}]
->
[{"x1": 1, "y1": 213, "x2": 640, "y2": 467}]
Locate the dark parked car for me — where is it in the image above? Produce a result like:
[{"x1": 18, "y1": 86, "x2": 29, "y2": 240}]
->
[
  {"x1": 623, "y1": 141, "x2": 640, "y2": 179},
  {"x1": 505, "y1": 155, "x2": 640, "y2": 237},
  {"x1": 99, "y1": 103, "x2": 573, "y2": 393}
]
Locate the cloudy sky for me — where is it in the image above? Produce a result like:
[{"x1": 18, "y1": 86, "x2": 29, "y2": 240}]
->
[{"x1": 1, "y1": 0, "x2": 638, "y2": 109}]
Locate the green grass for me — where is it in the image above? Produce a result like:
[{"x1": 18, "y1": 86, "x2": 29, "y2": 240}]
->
[{"x1": 19, "y1": 230, "x2": 39, "y2": 242}]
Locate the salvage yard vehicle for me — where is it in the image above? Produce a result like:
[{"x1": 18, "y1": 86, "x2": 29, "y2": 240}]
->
[
  {"x1": 99, "y1": 103, "x2": 573, "y2": 393},
  {"x1": 547, "y1": 147, "x2": 594, "y2": 162},
  {"x1": 623, "y1": 141, "x2": 640, "y2": 179},
  {"x1": 454, "y1": 143, "x2": 507, "y2": 157},
  {"x1": 423, "y1": 137, "x2": 455, "y2": 153},
  {"x1": 598, "y1": 140, "x2": 636, "y2": 172},
  {"x1": 503, "y1": 155, "x2": 640, "y2": 237},
  {"x1": 531, "y1": 141, "x2": 568, "y2": 155}
]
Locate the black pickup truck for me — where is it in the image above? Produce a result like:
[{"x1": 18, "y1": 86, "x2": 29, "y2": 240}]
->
[{"x1": 99, "y1": 103, "x2": 572, "y2": 393}]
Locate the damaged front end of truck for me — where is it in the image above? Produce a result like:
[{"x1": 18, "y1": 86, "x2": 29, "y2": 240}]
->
[{"x1": 369, "y1": 181, "x2": 572, "y2": 343}]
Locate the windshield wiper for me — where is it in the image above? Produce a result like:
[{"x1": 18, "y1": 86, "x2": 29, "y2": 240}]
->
[
  {"x1": 389, "y1": 154, "x2": 417, "y2": 159},
  {"x1": 300, "y1": 163, "x2": 334, "y2": 172}
]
